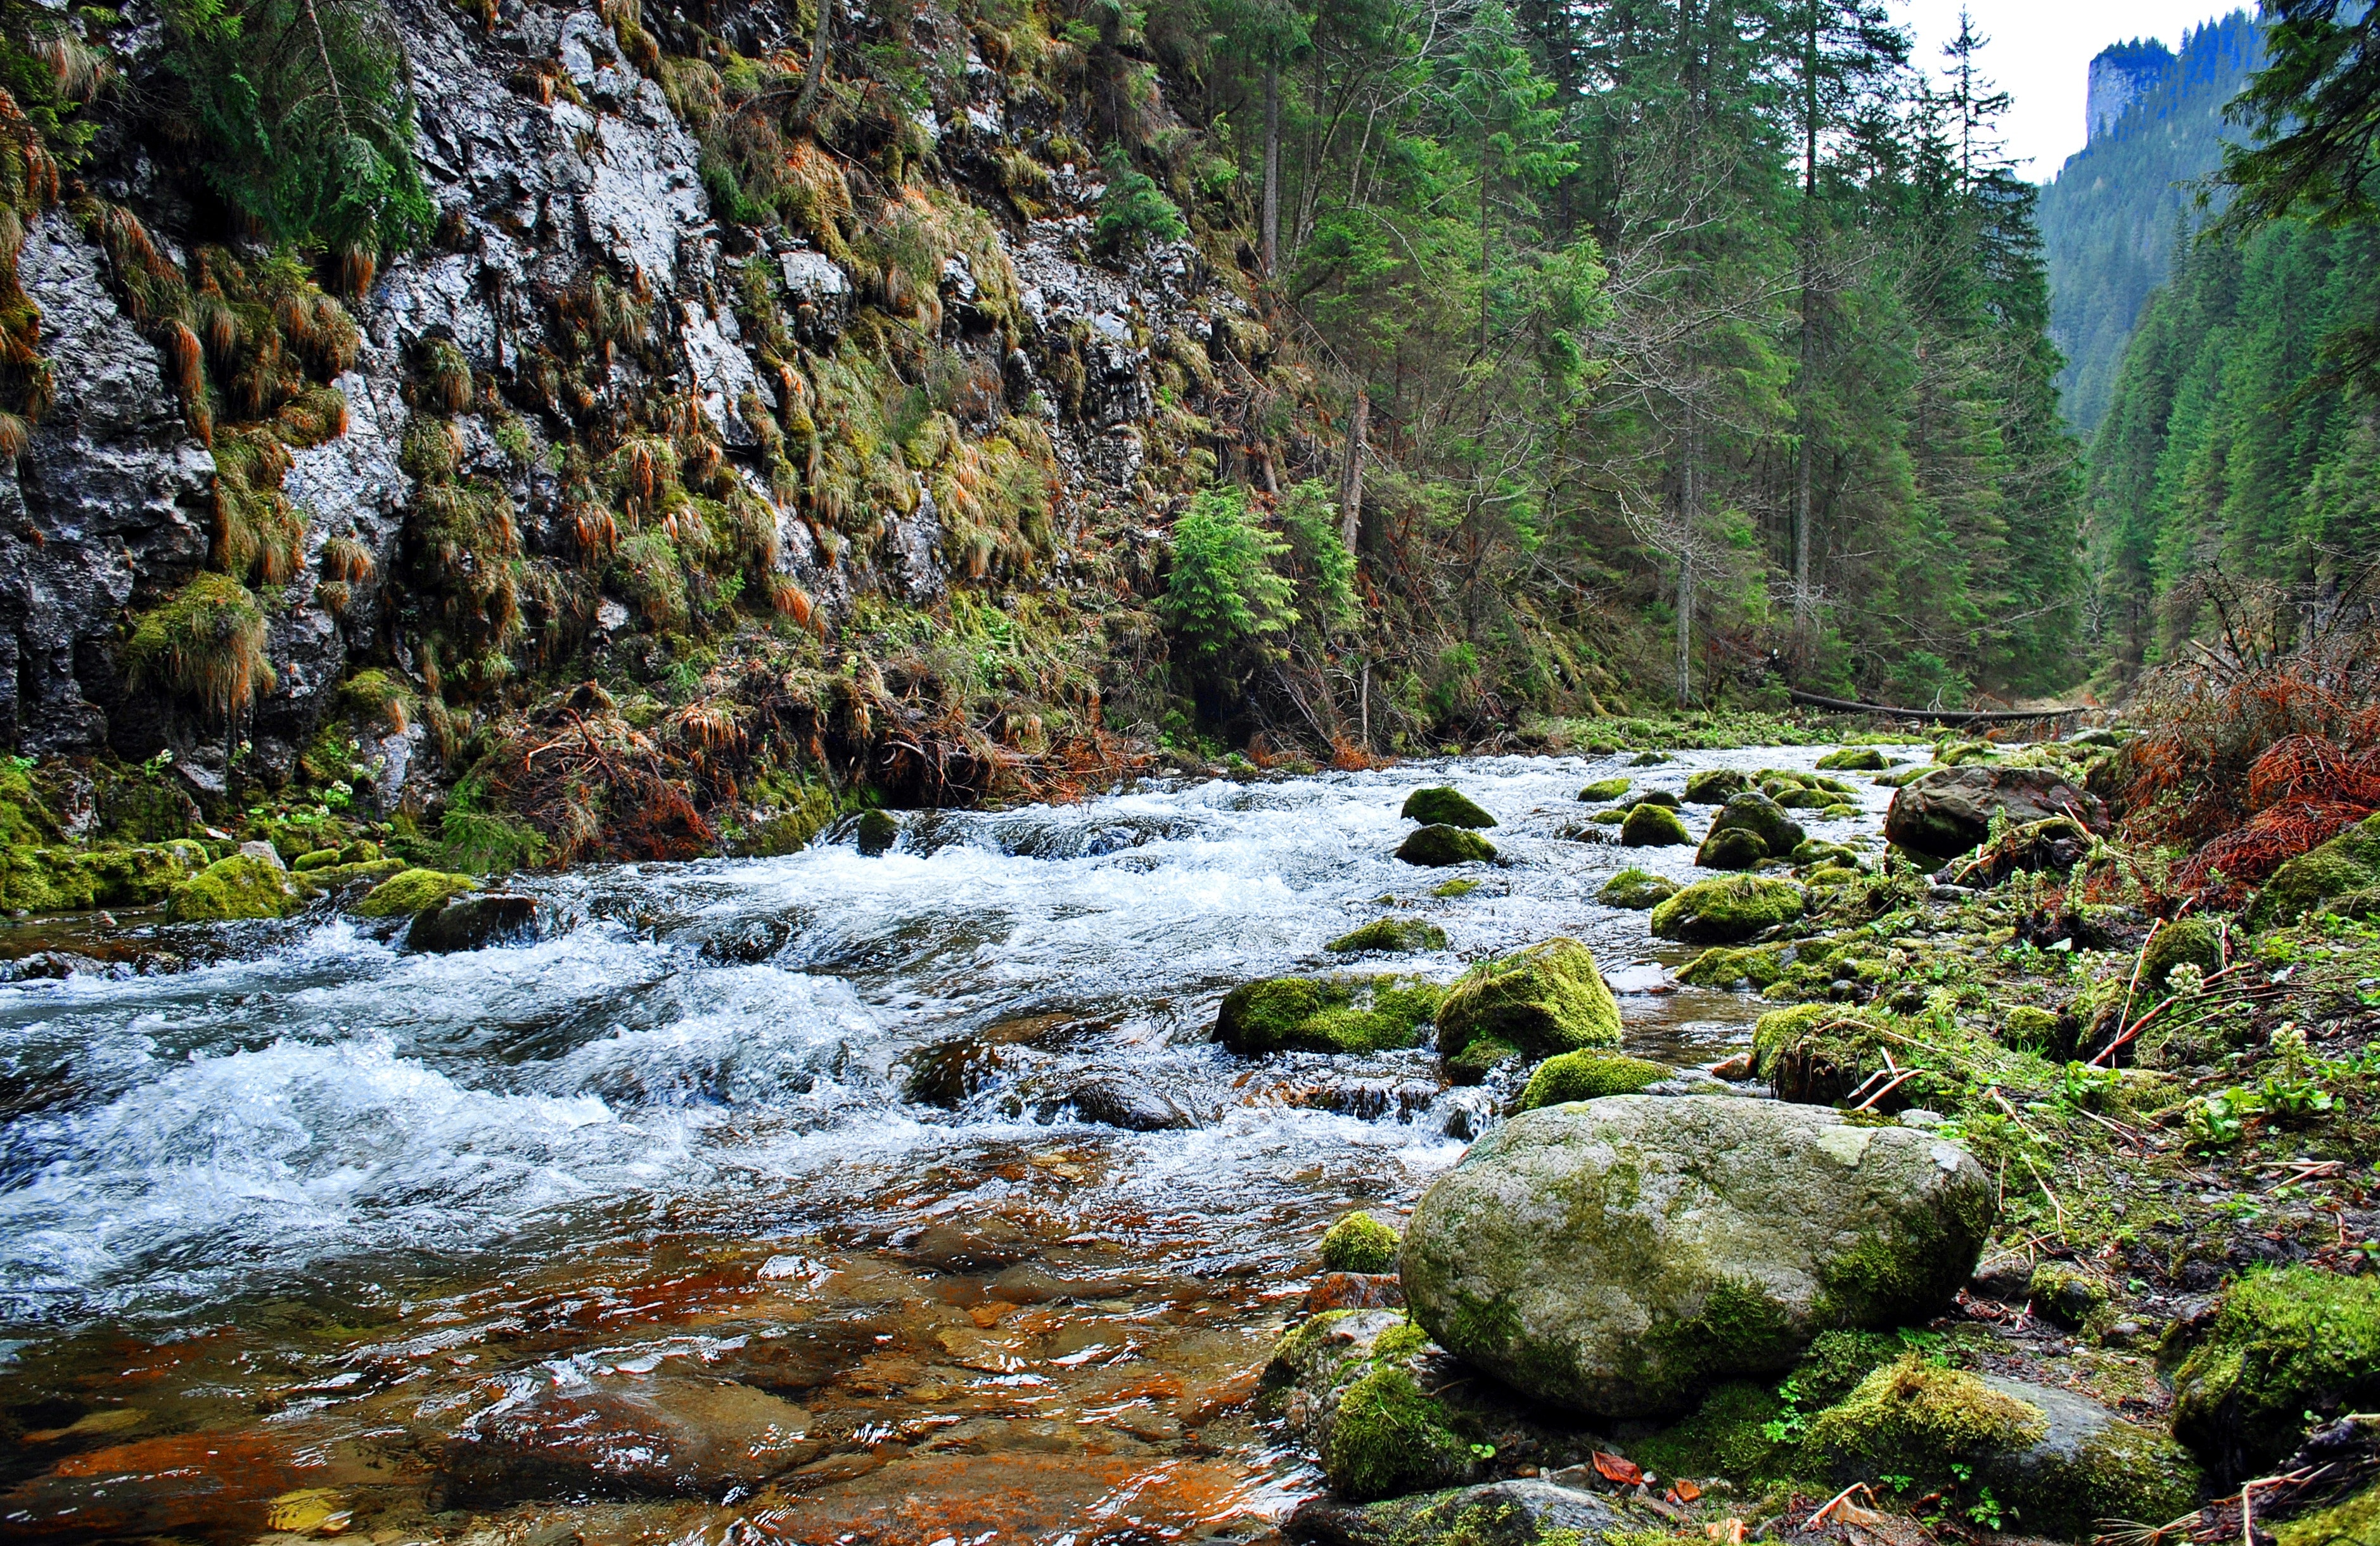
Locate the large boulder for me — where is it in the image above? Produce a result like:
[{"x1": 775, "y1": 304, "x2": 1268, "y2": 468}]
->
[
  {"x1": 1435, "y1": 940, "x2": 1622, "y2": 1080},
  {"x1": 1684, "y1": 768, "x2": 1750, "y2": 804},
  {"x1": 1704, "y1": 791, "x2": 1803, "y2": 857},
  {"x1": 166, "y1": 853, "x2": 300, "y2": 921},
  {"x1": 1649, "y1": 875, "x2": 1803, "y2": 943},
  {"x1": 407, "y1": 893, "x2": 542, "y2": 952},
  {"x1": 1398, "y1": 825, "x2": 1497, "y2": 866},
  {"x1": 1695, "y1": 826, "x2": 1770, "y2": 871},
  {"x1": 2247, "y1": 812, "x2": 2380, "y2": 930},
  {"x1": 1402, "y1": 787, "x2": 1497, "y2": 828},
  {"x1": 1401, "y1": 1096, "x2": 1993, "y2": 1419},
  {"x1": 1884, "y1": 765, "x2": 2107, "y2": 862}
]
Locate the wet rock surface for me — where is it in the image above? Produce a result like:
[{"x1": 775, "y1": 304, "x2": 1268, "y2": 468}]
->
[{"x1": 1884, "y1": 765, "x2": 2108, "y2": 862}]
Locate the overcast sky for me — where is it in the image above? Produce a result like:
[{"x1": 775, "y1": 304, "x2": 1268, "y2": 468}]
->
[{"x1": 1898, "y1": 1, "x2": 2249, "y2": 181}]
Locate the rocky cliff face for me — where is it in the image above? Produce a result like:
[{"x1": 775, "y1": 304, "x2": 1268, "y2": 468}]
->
[{"x1": 0, "y1": 0, "x2": 1265, "y2": 803}]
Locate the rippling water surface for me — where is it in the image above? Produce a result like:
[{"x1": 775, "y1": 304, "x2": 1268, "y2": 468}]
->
[{"x1": 0, "y1": 744, "x2": 1908, "y2": 1543}]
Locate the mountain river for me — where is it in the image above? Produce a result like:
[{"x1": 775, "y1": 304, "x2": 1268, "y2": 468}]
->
[{"x1": 0, "y1": 741, "x2": 1916, "y2": 1543}]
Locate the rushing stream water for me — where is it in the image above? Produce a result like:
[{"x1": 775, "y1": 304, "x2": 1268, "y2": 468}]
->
[{"x1": 0, "y1": 743, "x2": 1912, "y2": 1543}]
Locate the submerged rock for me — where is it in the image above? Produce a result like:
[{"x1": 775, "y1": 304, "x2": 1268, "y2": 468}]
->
[
  {"x1": 1400, "y1": 1095, "x2": 1993, "y2": 1419},
  {"x1": 855, "y1": 808, "x2": 899, "y2": 856},
  {"x1": 1435, "y1": 940, "x2": 1622, "y2": 1082},
  {"x1": 1597, "y1": 867, "x2": 1676, "y2": 909},
  {"x1": 1402, "y1": 787, "x2": 1497, "y2": 829},
  {"x1": 1032, "y1": 1071, "x2": 1200, "y2": 1130},
  {"x1": 1619, "y1": 803, "x2": 1691, "y2": 847},
  {"x1": 1215, "y1": 974, "x2": 1444, "y2": 1055},
  {"x1": 438, "y1": 1376, "x2": 819, "y2": 1503},
  {"x1": 407, "y1": 894, "x2": 542, "y2": 953},
  {"x1": 1649, "y1": 874, "x2": 1804, "y2": 943},
  {"x1": 1328, "y1": 917, "x2": 1449, "y2": 954},
  {"x1": 1883, "y1": 765, "x2": 2107, "y2": 862},
  {"x1": 1398, "y1": 825, "x2": 1497, "y2": 866}
]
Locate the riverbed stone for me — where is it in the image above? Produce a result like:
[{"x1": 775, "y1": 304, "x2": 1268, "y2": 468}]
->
[
  {"x1": 1286, "y1": 1478, "x2": 1649, "y2": 1546},
  {"x1": 1215, "y1": 974, "x2": 1444, "y2": 1055},
  {"x1": 1514, "y1": 1051, "x2": 1667, "y2": 1111},
  {"x1": 1597, "y1": 867, "x2": 1676, "y2": 909},
  {"x1": 1435, "y1": 939, "x2": 1622, "y2": 1072},
  {"x1": 1400, "y1": 1095, "x2": 1993, "y2": 1419},
  {"x1": 1402, "y1": 787, "x2": 1497, "y2": 828},
  {"x1": 1649, "y1": 874, "x2": 1804, "y2": 943},
  {"x1": 354, "y1": 867, "x2": 479, "y2": 917},
  {"x1": 1620, "y1": 803, "x2": 1692, "y2": 847},
  {"x1": 2172, "y1": 1265, "x2": 2380, "y2": 1484},
  {"x1": 1817, "y1": 746, "x2": 1890, "y2": 771},
  {"x1": 166, "y1": 853, "x2": 300, "y2": 922},
  {"x1": 1705, "y1": 791, "x2": 1805, "y2": 856},
  {"x1": 407, "y1": 893, "x2": 542, "y2": 953},
  {"x1": 1696, "y1": 825, "x2": 1770, "y2": 871},
  {"x1": 438, "y1": 1374, "x2": 819, "y2": 1502},
  {"x1": 1577, "y1": 776, "x2": 1631, "y2": 803},
  {"x1": 1884, "y1": 765, "x2": 2108, "y2": 862},
  {"x1": 1397, "y1": 825, "x2": 1497, "y2": 866},
  {"x1": 1807, "y1": 1360, "x2": 2199, "y2": 1539},
  {"x1": 1328, "y1": 917, "x2": 1448, "y2": 954},
  {"x1": 1685, "y1": 768, "x2": 1750, "y2": 804},
  {"x1": 1031, "y1": 1071, "x2": 1200, "y2": 1130}
]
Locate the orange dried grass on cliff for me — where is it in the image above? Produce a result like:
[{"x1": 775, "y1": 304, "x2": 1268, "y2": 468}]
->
[{"x1": 2112, "y1": 569, "x2": 2380, "y2": 909}]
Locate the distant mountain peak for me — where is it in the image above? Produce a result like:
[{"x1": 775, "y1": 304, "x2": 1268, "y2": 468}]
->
[{"x1": 2089, "y1": 39, "x2": 2178, "y2": 143}]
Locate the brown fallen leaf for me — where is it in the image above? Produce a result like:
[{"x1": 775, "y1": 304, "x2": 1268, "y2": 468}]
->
[
  {"x1": 1675, "y1": 1479, "x2": 1704, "y2": 1503},
  {"x1": 1593, "y1": 1450, "x2": 1644, "y2": 1486}
]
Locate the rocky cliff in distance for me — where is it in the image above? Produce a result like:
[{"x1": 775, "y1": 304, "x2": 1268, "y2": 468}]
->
[{"x1": 0, "y1": 0, "x2": 1283, "y2": 842}]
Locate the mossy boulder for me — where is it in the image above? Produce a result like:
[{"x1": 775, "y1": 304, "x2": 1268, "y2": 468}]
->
[
  {"x1": 1706, "y1": 791, "x2": 1805, "y2": 857},
  {"x1": 1320, "y1": 1211, "x2": 1401, "y2": 1274},
  {"x1": 1286, "y1": 1478, "x2": 1652, "y2": 1546},
  {"x1": 1598, "y1": 868, "x2": 1678, "y2": 909},
  {"x1": 1804, "y1": 864, "x2": 1861, "y2": 887},
  {"x1": 1684, "y1": 768, "x2": 1750, "y2": 804},
  {"x1": 167, "y1": 853, "x2": 301, "y2": 922},
  {"x1": 1884, "y1": 765, "x2": 2108, "y2": 862},
  {"x1": 1751, "y1": 1003, "x2": 1879, "y2": 1104},
  {"x1": 1329, "y1": 917, "x2": 1449, "y2": 954},
  {"x1": 1817, "y1": 803, "x2": 1860, "y2": 821},
  {"x1": 1649, "y1": 874, "x2": 1805, "y2": 943},
  {"x1": 295, "y1": 858, "x2": 409, "y2": 895},
  {"x1": 1696, "y1": 826, "x2": 1770, "y2": 871},
  {"x1": 1630, "y1": 751, "x2": 1670, "y2": 766},
  {"x1": 1261, "y1": 1311, "x2": 1482, "y2": 1502},
  {"x1": 1402, "y1": 787, "x2": 1497, "y2": 829},
  {"x1": 1815, "y1": 747, "x2": 1890, "y2": 771},
  {"x1": 1632, "y1": 788, "x2": 1682, "y2": 808},
  {"x1": 1516, "y1": 1051, "x2": 1668, "y2": 1111},
  {"x1": 1400, "y1": 1096, "x2": 1993, "y2": 1419},
  {"x1": 1444, "y1": 1035, "x2": 1522, "y2": 1084},
  {"x1": 292, "y1": 847, "x2": 345, "y2": 872},
  {"x1": 855, "y1": 808, "x2": 899, "y2": 856},
  {"x1": 1435, "y1": 939, "x2": 1622, "y2": 1071},
  {"x1": 1808, "y1": 1361, "x2": 2200, "y2": 1539},
  {"x1": 1398, "y1": 825, "x2": 1497, "y2": 866},
  {"x1": 2247, "y1": 812, "x2": 2380, "y2": 929},
  {"x1": 1620, "y1": 803, "x2": 1693, "y2": 848},
  {"x1": 1772, "y1": 787, "x2": 1839, "y2": 810},
  {"x1": 2173, "y1": 1265, "x2": 2380, "y2": 1483},
  {"x1": 2138, "y1": 916, "x2": 2222, "y2": 993},
  {"x1": 1675, "y1": 945, "x2": 1785, "y2": 991},
  {"x1": 2027, "y1": 1263, "x2": 2110, "y2": 1329},
  {"x1": 408, "y1": 894, "x2": 542, "y2": 954},
  {"x1": 354, "y1": 867, "x2": 480, "y2": 918},
  {"x1": 2000, "y1": 1004, "x2": 2063, "y2": 1050},
  {"x1": 1214, "y1": 974, "x2": 1444, "y2": 1055},
  {"x1": 1578, "y1": 776, "x2": 1632, "y2": 803}
]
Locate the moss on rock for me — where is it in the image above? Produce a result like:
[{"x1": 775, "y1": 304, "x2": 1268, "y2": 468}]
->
[
  {"x1": 1816, "y1": 747, "x2": 1890, "y2": 771},
  {"x1": 1676, "y1": 944, "x2": 1785, "y2": 990},
  {"x1": 1706, "y1": 791, "x2": 1806, "y2": 856},
  {"x1": 1403, "y1": 787, "x2": 1497, "y2": 829},
  {"x1": 1685, "y1": 768, "x2": 1750, "y2": 804},
  {"x1": 2276, "y1": 1479, "x2": 2380, "y2": 1546},
  {"x1": 1215, "y1": 974, "x2": 1444, "y2": 1055},
  {"x1": 2173, "y1": 1265, "x2": 2380, "y2": 1483},
  {"x1": 1650, "y1": 875, "x2": 1805, "y2": 944},
  {"x1": 1436, "y1": 939, "x2": 1622, "y2": 1068},
  {"x1": 1320, "y1": 1211, "x2": 1401, "y2": 1273},
  {"x1": 1751, "y1": 1004, "x2": 1879, "y2": 1105},
  {"x1": 1445, "y1": 1034, "x2": 1521, "y2": 1084},
  {"x1": 1398, "y1": 824, "x2": 1498, "y2": 866},
  {"x1": 1696, "y1": 826, "x2": 1770, "y2": 871},
  {"x1": 1622, "y1": 803, "x2": 1694, "y2": 847},
  {"x1": 1329, "y1": 917, "x2": 1449, "y2": 954},
  {"x1": 2139, "y1": 916, "x2": 2223, "y2": 993},
  {"x1": 168, "y1": 853, "x2": 300, "y2": 922},
  {"x1": 1516, "y1": 1051, "x2": 1668, "y2": 1111},
  {"x1": 2028, "y1": 1263, "x2": 2109, "y2": 1329},
  {"x1": 1578, "y1": 776, "x2": 1633, "y2": 803},
  {"x1": 1599, "y1": 868, "x2": 1679, "y2": 909},
  {"x1": 2249, "y1": 813, "x2": 2380, "y2": 929},
  {"x1": 1806, "y1": 1358, "x2": 2049, "y2": 1470},
  {"x1": 354, "y1": 867, "x2": 480, "y2": 918}
]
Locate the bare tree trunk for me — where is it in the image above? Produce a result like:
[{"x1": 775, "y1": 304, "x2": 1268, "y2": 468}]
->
[
  {"x1": 1359, "y1": 660, "x2": 1369, "y2": 748},
  {"x1": 1792, "y1": 0, "x2": 1817, "y2": 653},
  {"x1": 795, "y1": 0, "x2": 834, "y2": 125},
  {"x1": 1338, "y1": 385, "x2": 1367, "y2": 553},
  {"x1": 1262, "y1": 56, "x2": 1281, "y2": 278},
  {"x1": 1677, "y1": 415, "x2": 1698, "y2": 709}
]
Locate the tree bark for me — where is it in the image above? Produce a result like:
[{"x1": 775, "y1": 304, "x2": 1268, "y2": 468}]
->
[
  {"x1": 1262, "y1": 56, "x2": 1281, "y2": 278},
  {"x1": 1792, "y1": 0, "x2": 1817, "y2": 651},
  {"x1": 795, "y1": 0, "x2": 834, "y2": 125},
  {"x1": 1677, "y1": 413, "x2": 1698, "y2": 709},
  {"x1": 1338, "y1": 385, "x2": 1367, "y2": 553}
]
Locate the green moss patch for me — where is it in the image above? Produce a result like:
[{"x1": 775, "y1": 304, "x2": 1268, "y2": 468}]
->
[
  {"x1": 1579, "y1": 776, "x2": 1632, "y2": 802},
  {"x1": 1622, "y1": 803, "x2": 1693, "y2": 848},
  {"x1": 1319, "y1": 1211, "x2": 1401, "y2": 1273},
  {"x1": 1402, "y1": 786, "x2": 1497, "y2": 829},
  {"x1": 1516, "y1": 1051, "x2": 1668, "y2": 1111},
  {"x1": 168, "y1": 853, "x2": 300, "y2": 922},
  {"x1": 1676, "y1": 944, "x2": 1785, "y2": 990},
  {"x1": 1599, "y1": 868, "x2": 1679, "y2": 909},
  {"x1": 1436, "y1": 939, "x2": 1622, "y2": 1066},
  {"x1": 1650, "y1": 875, "x2": 1804, "y2": 943},
  {"x1": 354, "y1": 867, "x2": 480, "y2": 918},
  {"x1": 1397, "y1": 824, "x2": 1498, "y2": 866},
  {"x1": 2139, "y1": 916, "x2": 2223, "y2": 992},
  {"x1": 1328, "y1": 917, "x2": 1449, "y2": 954},
  {"x1": 1213, "y1": 974, "x2": 1444, "y2": 1055},
  {"x1": 1806, "y1": 1358, "x2": 2049, "y2": 1469},
  {"x1": 2174, "y1": 1265, "x2": 2380, "y2": 1482},
  {"x1": 1816, "y1": 747, "x2": 1890, "y2": 771}
]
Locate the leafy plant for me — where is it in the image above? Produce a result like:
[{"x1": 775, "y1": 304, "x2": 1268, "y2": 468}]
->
[
  {"x1": 160, "y1": 0, "x2": 433, "y2": 266},
  {"x1": 1094, "y1": 146, "x2": 1186, "y2": 249},
  {"x1": 1160, "y1": 484, "x2": 1291, "y2": 680}
]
